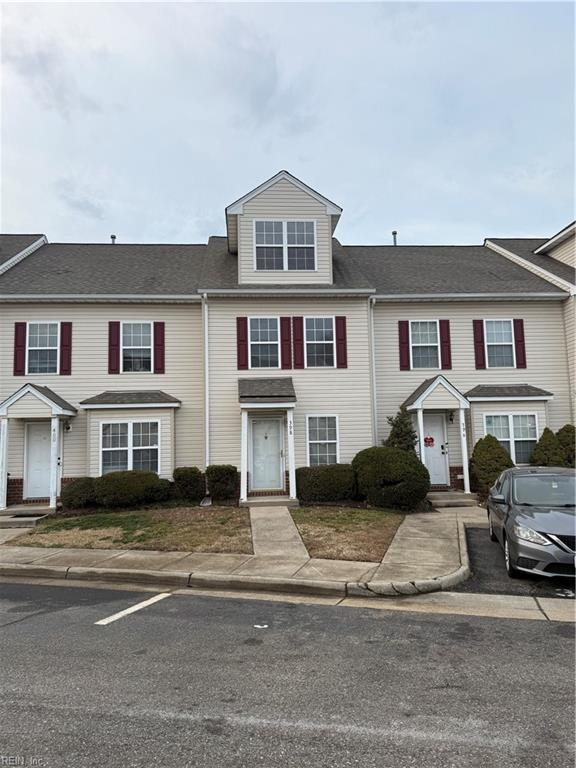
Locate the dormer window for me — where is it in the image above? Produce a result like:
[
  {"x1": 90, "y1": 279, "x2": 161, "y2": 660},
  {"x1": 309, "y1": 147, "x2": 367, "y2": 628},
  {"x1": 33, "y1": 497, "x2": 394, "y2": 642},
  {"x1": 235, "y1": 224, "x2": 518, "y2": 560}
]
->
[{"x1": 254, "y1": 220, "x2": 316, "y2": 271}]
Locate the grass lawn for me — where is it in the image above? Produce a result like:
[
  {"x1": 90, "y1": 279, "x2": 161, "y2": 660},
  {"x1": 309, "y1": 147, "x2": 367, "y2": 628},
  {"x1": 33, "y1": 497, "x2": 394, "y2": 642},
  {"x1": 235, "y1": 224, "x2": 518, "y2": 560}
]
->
[
  {"x1": 8, "y1": 506, "x2": 253, "y2": 554},
  {"x1": 291, "y1": 506, "x2": 403, "y2": 562}
]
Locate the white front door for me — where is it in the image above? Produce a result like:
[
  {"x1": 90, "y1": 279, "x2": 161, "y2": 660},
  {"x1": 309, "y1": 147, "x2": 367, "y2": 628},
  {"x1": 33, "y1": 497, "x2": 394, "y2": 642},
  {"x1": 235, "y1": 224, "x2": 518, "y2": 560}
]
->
[
  {"x1": 251, "y1": 418, "x2": 283, "y2": 490},
  {"x1": 422, "y1": 413, "x2": 449, "y2": 485},
  {"x1": 25, "y1": 422, "x2": 51, "y2": 498}
]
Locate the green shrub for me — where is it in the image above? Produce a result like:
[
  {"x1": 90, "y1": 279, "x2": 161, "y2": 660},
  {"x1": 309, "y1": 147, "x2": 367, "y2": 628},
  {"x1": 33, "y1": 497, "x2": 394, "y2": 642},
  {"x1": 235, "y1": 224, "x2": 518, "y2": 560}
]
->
[
  {"x1": 173, "y1": 467, "x2": 205, "y2": 502},
  {"x1": 93, "y1": 471, "x2": 172, "y2": 508},
  {"x1": 556, "y1": 424, "x2": 575, "y2": 468},
  {"x1": 353, "y1": 446, "x2": 430, "y2": 511},
  {"x1": 383, "y1": 406, "x2": 418, "y2": 452},
  {"x1": 206, "y1": 464, "x2": 239, "y2": 500},
  {"x1": 60, "y1": 477, "x2": 96, "y2": 510},
  {"x1": 296, "y1": 464, "x2": 356, "y2": 503},
  {"x1": 530, "y1": 427, "x2": 565, "y2": 467},
  {"x1": 470, "y1": 435, "x2": 514, "y2": 500}
]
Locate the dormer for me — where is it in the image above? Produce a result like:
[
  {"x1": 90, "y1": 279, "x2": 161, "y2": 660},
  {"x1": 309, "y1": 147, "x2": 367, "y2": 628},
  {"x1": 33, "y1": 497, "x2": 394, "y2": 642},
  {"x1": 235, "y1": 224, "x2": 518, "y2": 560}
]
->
[
  {"x1": 225, "y1": 170, "x2": 342, "y2": 285},
  {"x1": 534, "y1": 221, "x2": 575, "y2": 268}
]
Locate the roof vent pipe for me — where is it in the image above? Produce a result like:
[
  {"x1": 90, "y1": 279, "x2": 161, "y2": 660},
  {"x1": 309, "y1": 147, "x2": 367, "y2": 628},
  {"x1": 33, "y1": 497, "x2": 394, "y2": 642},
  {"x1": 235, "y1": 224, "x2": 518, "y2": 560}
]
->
[
  {"x1": 392, "y1": 231, "x2": 398, "y2": 246},
  {"x1": 110, "y1": 234, "x2": 116, "y2": 244}
]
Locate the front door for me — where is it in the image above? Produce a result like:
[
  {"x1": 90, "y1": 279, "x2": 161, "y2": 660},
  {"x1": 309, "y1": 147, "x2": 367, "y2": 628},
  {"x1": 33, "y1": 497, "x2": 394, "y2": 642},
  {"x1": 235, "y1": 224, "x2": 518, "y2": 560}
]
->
[
  {"x1": 422, "y1": 413, "x2": 449, "y2": 485},
  {"x1": 25, "y1": 422, "x2": 51, "y2": 498},
  {"x1": 251, "y1": 418, "x2": 283, "y2": 490}
]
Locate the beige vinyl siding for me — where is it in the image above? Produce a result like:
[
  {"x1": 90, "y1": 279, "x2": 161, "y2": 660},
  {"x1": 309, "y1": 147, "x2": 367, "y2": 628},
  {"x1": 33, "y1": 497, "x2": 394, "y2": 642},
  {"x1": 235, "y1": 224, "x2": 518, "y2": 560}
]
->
[
  {"x1": 548, "y1": 233, "x2": 575, "y2": 268},
  {"x1": 237, "y1": 178, "x2": 333, "y2": 285},
  {"x1": 422, "y1": 385, "x2": 462, "y2": 409},
  {"x1": 471, "y1": 401, "x2": 547, "y2": 447},
  {"x1": 563, "y1": 296, "x2": 575, "y2": 420},
  {"x1": 208, "y1": 298, "x2": 373, "y2": 469},
  {"x1": 0, "y1": 304, "x2": 204, "y2": 479},
  {"x1": 87, "y1": 408, "x2": 174, "y2": 478},
  {"x1": 6, "y1": 393, "x2": 52, "y2": 419},
  {"x1": 6, "y1": 419, "x2": 24, "y2": 475},
  {"x1": 374, "y1": 301, "x2": 572, "y2": 459}
]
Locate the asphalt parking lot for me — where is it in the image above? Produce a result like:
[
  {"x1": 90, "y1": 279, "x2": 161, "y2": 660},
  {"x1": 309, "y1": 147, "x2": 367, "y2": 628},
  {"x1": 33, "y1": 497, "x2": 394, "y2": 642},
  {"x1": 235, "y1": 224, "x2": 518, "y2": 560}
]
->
[{"x1": 454, "y1": 527, "x2": 575, "y2": 599}]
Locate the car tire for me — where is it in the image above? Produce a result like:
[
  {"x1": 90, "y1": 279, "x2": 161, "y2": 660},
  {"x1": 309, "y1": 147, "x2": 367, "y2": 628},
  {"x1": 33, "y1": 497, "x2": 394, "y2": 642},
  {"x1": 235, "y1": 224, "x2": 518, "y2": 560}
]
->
[
  {"x1": 488, "y1": 512, "x2": 497, "y2": 542},
  {"x1": 504, "y1": 536, "x2": 520, "y2": 579}
]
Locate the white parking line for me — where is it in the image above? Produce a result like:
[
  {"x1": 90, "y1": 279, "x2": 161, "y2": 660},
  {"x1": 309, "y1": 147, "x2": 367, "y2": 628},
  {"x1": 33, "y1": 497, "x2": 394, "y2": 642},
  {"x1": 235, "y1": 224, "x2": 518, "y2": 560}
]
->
[{"x1": 95, "y1": 592, "x2": 172, "y2": 626}]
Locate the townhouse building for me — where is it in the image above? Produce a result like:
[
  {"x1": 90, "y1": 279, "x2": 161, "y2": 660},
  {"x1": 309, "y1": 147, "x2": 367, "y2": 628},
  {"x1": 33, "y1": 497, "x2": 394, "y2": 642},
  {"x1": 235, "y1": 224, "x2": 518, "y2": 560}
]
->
[{"x1": 0, "y1": 172, "x2": 574, "y2": 509}]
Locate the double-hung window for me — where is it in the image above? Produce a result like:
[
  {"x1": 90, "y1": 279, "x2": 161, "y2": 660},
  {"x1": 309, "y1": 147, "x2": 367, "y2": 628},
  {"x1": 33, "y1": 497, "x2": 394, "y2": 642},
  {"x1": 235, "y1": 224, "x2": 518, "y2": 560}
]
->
[
  {"x1": 101, "y1": 421, "x2": 160, "y2": 474},
  {"x1": 485, "y1": 414, "x2": 537, "y2": 464},
  {"x1": 410, "y1": 321, "x2": 439, "y2": 369},
  {"x1": 255, "y1": 220, "x2": 316, "y2": 271},
  {"x1": 305, "y1": 317, "x2": 335, "y2": 367},
  {"x1": 122, "y1": 322, "x2": 152, "y2": 372},
  {"x1": 27, "y1": 322, "x2": 59, "y2": 374},
  {"x1": 307, "y1": 416, "x2": 339, "y2": 465},
  {"x1": 249, "y1": 318, "x2": 280, "y2": 368},
  {"x1": 485, "y1": 320, "x2": 515, "y2": 368}
]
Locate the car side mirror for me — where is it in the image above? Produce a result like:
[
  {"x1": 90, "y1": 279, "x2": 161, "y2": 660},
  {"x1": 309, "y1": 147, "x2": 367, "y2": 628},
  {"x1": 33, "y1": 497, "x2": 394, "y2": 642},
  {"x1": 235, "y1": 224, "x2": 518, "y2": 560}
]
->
[{"x1": 490, "y1": 493, "x2": 506, "y2": 505}]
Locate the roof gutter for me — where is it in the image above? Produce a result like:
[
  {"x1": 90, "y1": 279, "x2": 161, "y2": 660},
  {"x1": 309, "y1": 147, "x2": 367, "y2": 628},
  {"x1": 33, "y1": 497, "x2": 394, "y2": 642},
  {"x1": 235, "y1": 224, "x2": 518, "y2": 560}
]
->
[
  {"x1": 197, "y1": 288, "x2": 375, "y2": 296},
  {"x1": 0, "y1": 294, "x2": 203, "y2": 303},
  {"x1": 372, "y1": 292, "x2": 568, "y2": 301},
  {"x1": 202, "y1": 292, "x2": 210, "y2": 470}
]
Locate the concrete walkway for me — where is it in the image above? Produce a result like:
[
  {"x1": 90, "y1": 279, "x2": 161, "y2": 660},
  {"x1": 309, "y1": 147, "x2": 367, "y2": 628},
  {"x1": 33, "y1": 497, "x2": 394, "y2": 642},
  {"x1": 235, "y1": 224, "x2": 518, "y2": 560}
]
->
[{"x1": 249, "y1": 505, "x2": 308, "y2": 559}]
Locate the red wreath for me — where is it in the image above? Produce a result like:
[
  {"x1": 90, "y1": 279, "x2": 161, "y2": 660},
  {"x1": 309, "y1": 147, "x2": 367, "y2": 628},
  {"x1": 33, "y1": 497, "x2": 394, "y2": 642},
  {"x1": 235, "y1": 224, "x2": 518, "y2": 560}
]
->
[{"x1": 424, "y1": 435, "x2": 435, "y2": 447}]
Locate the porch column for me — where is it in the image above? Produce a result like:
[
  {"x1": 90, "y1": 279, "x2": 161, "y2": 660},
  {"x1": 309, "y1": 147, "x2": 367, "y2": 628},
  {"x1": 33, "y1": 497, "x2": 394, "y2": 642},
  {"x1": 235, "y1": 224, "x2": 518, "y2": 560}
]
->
[
  {"x1": 459, "y1": 408, "x2": 471, "y2": 494},
  {"x1": 49, "y1": 416, "x2": 60, "y2": 509},
  {"x1": 240, "y1": 409, "x2": 248, "y2": 503},
  {"x1": 286, "y1": 407, "x2": 296, "y2": 499},
  {"x1": 0, "y1": 418, "x2": 8, "y2": 510},
  {"x1": 416, "y1": 408, "x2": 425, "y2": 464}
]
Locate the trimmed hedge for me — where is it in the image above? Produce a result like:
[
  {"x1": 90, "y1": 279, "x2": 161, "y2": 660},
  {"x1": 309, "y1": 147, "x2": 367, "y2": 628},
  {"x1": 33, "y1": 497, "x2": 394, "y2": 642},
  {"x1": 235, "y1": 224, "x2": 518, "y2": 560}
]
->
[
  {"x1": 93, "y1": 470, "x2": 172, "y2": 508},
  {"x1": 530, "y1": 427, "x2": 565, "y2": 467},
  {"x1": 556, "y1": 424, "x2": 575, "y2": 468},
  {"x1": 352, "y1": 446, "x2": 430, "y2": 511},
  {"x1": 470, "y1": 435, "x2": 514, "y2": 500},
  {"x1": 296, "y1": 464, "x2": 356, "y2": 503},
  {"x1": 206, "y1": 464, "x2": 239, "y2": 500},
  {"x1": 173, "y1": 466, "x2": 205, "y2": 502},
  {"x1": 61, "y1": 477, "x2": 96, "y2": 510}
]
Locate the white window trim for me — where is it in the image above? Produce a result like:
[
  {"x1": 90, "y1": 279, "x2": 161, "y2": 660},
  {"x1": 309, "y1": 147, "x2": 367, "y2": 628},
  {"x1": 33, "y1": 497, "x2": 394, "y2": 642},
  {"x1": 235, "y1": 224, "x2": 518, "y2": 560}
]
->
[
  {"x1": 304, "y1": 316, "x2": 336, "y2": 369},
  {"x1": 483, "y1": 412, "x2": 539, "y2": 465},
  {"x1": 484, "y1": 319, "x2": 516, "y2": 369},
  {"x1": 306, "y1": 414, "x2": 340, "y2": 467},
  {"x1": 25, "y1": 321, "x2": 61, "y2": 375},
  {"x1": 120, "y1": 321, "x2": 154, "y2": 374},
  {"x1": 99, "y1": 419, "x2": 161, "y2": 476},
  {"x1": 248, "y1": 316, "x2": 281, "y2": 370},
  {"x1": 253, "y1": 219, "x2": 317, "y2": 272},
  {"x1": 408, "y1": 319, "x2": 440, "y2": 371}
]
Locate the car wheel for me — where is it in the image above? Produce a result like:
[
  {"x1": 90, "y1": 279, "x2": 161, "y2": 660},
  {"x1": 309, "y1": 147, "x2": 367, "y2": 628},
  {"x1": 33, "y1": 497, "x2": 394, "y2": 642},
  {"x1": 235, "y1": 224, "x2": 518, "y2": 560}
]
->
[
  {"x1": 504, "y1": 536, "x2": 520, "y2": 579},
  {"x1": 488, "y1": 512, "x2": 497, "y2": 542}
]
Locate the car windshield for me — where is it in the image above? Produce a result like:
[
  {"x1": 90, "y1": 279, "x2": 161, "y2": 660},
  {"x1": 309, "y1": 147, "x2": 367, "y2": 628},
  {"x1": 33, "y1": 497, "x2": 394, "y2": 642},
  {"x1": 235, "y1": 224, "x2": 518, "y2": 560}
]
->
[{"x1": 513, "y1": 475, "x2": 575, "y2": 508}]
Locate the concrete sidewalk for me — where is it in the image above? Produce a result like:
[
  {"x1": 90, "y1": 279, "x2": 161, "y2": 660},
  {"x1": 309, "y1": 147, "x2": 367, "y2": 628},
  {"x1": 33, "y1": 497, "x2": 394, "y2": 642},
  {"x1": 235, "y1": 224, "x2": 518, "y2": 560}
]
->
[{"x1": 0, "y1": 505, "x2": 485, "y2": 598}]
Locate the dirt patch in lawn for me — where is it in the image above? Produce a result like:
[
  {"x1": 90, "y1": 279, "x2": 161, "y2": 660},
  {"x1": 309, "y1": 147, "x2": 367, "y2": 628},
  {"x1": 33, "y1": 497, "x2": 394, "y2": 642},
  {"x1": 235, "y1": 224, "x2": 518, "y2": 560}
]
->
[
  {"x1": 291, "y1": 506, "x2": 403, "y2": 562},
  {"x1": 8, "y1": 507, "x2": 253, "y2": 554}
]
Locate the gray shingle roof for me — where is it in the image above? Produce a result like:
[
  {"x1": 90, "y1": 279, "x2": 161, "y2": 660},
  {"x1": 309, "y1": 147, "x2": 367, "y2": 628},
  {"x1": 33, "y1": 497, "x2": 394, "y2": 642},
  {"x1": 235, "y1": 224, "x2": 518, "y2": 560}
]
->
[
  {"x1": 238, "y1": 377, "x2": 296, "y2": 403},
  {"x1": 401, "y1": 378, "x2": 438, "y2": 408},
  {"x1": 0, "y1": 234, "x2": 44, "y2": 267},
  {"x1": 25, "y1": 384, "x2": 77, "y2": 413},
  {"x1": 80, "y1": 390, "x2": 181, "y2": 406},
  {"x1": 488, "y1": 238, "x2": 575, "y2": 285},
  {"x1": 464, "y1": 384, "x2": 553, "y2": 399}
]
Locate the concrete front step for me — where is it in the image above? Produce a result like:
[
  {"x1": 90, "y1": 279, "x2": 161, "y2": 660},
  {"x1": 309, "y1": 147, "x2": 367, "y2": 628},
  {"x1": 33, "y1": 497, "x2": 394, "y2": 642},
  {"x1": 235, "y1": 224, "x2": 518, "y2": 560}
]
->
[
  {"x1": 428, "y1": 497, "x2": 478, "y2": 508},
  {"x1": 0, "y1": 515, "x2": 49, "y2": 528},
  {"x1": 242, "y1": 497, "x2": 299, "y2": 508}
]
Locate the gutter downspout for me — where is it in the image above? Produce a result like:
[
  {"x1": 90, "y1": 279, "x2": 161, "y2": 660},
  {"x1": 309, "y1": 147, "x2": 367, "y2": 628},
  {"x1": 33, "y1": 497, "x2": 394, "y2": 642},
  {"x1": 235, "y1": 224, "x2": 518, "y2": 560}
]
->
[
  {"x1": 202, "y1": 293, "x2": 210, "y2": 470},
  {"x1": 368, "y1": 296, "x2": 378, "y2": 445}
]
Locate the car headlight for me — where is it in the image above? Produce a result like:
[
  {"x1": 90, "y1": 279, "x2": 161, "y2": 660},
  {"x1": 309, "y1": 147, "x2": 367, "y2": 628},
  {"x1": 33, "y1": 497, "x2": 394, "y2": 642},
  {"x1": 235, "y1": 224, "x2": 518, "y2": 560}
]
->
[{"x1": 512, "y1": 524, "x2": 550, "y2": 546}]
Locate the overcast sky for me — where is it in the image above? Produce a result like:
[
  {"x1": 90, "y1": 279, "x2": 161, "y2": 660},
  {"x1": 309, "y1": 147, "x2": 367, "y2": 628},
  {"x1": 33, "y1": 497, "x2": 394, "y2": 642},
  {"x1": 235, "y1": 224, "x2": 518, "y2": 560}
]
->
[{"x1": 1, "y1": 2, "x2": 574, "y2": 246}]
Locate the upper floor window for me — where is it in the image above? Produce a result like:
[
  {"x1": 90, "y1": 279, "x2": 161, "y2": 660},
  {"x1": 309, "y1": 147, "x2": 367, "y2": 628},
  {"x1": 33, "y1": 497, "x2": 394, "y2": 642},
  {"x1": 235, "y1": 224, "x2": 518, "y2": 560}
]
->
[
  {"x1": 410, "y1": 321, "x2": 439, "y2": 369},
  {"x1": 305, "y1": 317, "x2": 335, "y2": 367},
  {"x1": 27, "y1": 322, "x2": 59, "y2": 374},
  {"x1": 249, "y1": 318, "x2": 279, "y2": 368},
  {"x1": 122, "y1": 322, "x2": 152, "y2": 372},
  {"x1": 255, "y1": 220, "x2": 316, "y2": 271},
  {"x1": 485, "y1": 320, "x2": 514, "y2": 368},
  {"x1": 485, "y1": 413, "x2": 537, "y2": 464},
  {"x1": 101, "y1": 420, "x2": 159, "y2": 474}
]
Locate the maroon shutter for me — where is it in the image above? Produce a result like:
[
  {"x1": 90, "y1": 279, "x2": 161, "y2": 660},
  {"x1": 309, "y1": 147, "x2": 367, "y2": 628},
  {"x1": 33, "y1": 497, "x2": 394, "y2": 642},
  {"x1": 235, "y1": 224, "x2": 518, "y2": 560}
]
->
[
  {"x1": 513, "y1": 319, "x2": 526, "y2": 369},
  {"x1": 108, "y1": 321, "x2": 120, "y2": 374},
  {"x1": 153, "y1": 321, "x2": 165, "y2": 374},
  {"x1": 439, "y1": 319, "x2": 451, "y2": 370},
  {"x1": 237, "y1": 317, "x2": 248, "y2": 370},
  {"x1": 280, "y1": 317, "x2": 292, "y2": 369},
  {"x1": 13, "y1": 322, "x2": 26, "y2": 376},
  {"x1": 292, "y1": 317, "x2": 304, "y2": 369},
  {"x1": 473, "y1": 320, "x2": 486, "y2": 369},
  {"x1": 60, "y1": 322, "x2": 72, "y2": 375},
  {"x1": 335, "y1": 316, "x2": 347, "y2": 368},
  {"x1": 398, "y1": 321, "x2": 410, "y2": 370}
]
